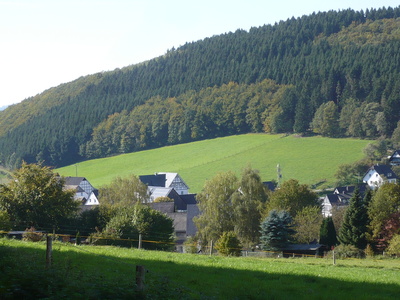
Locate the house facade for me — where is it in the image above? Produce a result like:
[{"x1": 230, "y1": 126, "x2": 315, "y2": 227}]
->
[
  {"x1": 389, "y1": 150, "x2": 400, "y2": 166},
  {"x1": 140, "y1": 172, "x2": 198, "y2": 252},
  {"x1": 321, "y1": 184, "x2": 367, "y2": 217},
  {"x1": 64, "y1": 177, "x2": 99, "y2": 207},
  {"x1": 362, "y1": 165, "x2": 397, "y2": 190},
  {"x1": 139, "y1": 172, "x2": 189, "y2": 195}
]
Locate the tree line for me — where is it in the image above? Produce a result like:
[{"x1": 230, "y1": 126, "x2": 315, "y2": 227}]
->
[
  {"x1": 0, "y1": 6, "x2": 400, "y2": 167},
  {"x1": 2, "y1": 163, "x2": 400, "y2": 256}
]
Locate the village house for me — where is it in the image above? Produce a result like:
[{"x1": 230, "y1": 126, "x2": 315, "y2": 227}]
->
[
  {"x1": 321, "y1": 184, "x2": 367, "y2": 217},
  {"x1": 388, "y1": 150, "x2": 400, "y2": 166},
  {"x1": 362, "y1": 164, "x2": 397, "y2": 190},
  {"x1": 64, "y1": 177, "x2": 99, "y2": 210},
  {"x1": 139, "y1": 172, "x2": 199, "y2": 252}
]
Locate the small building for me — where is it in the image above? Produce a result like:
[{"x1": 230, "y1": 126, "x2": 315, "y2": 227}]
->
[
  {"x1": 140, "y1": 172, "x2": 189, "y2": 195},
  {"x1": 363, "y1": 164, "x2": 397, "y2": 190},
  {"x1": 150, "y1": 193, "x2": 199, "y2": 252},
  {"x1": 321, "y1": 184, "x2": 367, "y2": 217},
  {"x1": 389, "y1": 150, "x2": 400, "y2": 166},
  {"x1": 64, "y1": 177, "x2": 99, "y2": 209}
]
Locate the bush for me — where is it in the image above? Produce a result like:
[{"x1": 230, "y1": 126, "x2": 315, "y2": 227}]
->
[
  {"x1": 329, "y1": 244, "x2": 365, "y2": 259},
  {"x1": 0, "y1": 210, "x2": 12, "y2": 231},
  {"x1": 215, "y1": 231, "x2": 242, "y2": 257},
  {"x1": 184, "y1": 236, "x2": 199, "y2": 254},
  {"x1": 22, "y1": 227, "x2": 44, "y2": 242},
  {"x1": 386, "y1": 234, "x2": 400, "y2": 257}
]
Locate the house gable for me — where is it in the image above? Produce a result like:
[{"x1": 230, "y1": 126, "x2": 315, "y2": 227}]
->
[
  {"x1": 363, "y1": 165, "x2": 397, "y2": 190},
  {"x1": 389, "y1": 150, "x2": 400, "y2": 166}
]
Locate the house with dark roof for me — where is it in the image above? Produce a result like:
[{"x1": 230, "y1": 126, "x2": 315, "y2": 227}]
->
[
  {"x1": 139, "y1": 172, "x2": 189, "y2": 195},
  {"x1": 389, "y1": 150, "x2": 400, "y2": 166},
  {"x1": 149, "y1": 193, "x2": 199, "y2": 252},
  {"x1": 140, "y1": 172, "x2": 198, "y2": 252},
  {"x1": 363, "y1": 164, "x2": 397, "y2": 190},
  {"x1": 64, "y1": 177, "x2": 99, "y2": 209},
  {"x1": 322, "y1": 184, "x2": 368, "y2": 217}
]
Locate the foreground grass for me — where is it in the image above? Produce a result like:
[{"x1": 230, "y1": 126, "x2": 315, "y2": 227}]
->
[
  {"x1": 1, "y1": 238, "x2": 399, "y2": 299},
  {"x1": 56, "y1": 134, "x2": 370, "y2": 192}
]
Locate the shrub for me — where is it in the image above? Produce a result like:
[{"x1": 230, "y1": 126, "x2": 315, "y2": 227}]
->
[
  {"x1": 215, "y1": 231, "x2": 242, "y2": 256},
  {"x1": 22, "y1": 227, "x2": 44, "y2": 242},
  {"x1": 184, "y1": 236, "x2": 199, "y2": 254},
  {"x1": 329, "y1": 244, "x2": 365, "y2": 259},
  {"x1": 0, "y1": 210, "x2": 12, "y2": 231},
  {"x1": 386, "y1": 234, "x2": 400, "y2": 257}
]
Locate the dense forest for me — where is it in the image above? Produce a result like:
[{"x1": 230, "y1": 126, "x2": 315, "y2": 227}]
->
[{"x1": 1, "y1": 6, "x2": 400, "y2": 167}]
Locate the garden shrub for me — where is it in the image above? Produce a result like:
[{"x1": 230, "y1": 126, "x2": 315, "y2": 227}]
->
[{"x1": 215, "y1": 231, "x2": 242, "y2": 256}]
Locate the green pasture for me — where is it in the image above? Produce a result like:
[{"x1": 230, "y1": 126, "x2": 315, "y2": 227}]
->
[
  {"x1": 1, "y1": 238, "x2": 399, "y2": 299},
  {"x1": 56, "y1": 134, "x2": 371, "y2": 193}
]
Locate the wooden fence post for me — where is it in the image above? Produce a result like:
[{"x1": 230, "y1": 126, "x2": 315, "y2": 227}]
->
[
  {"x1": 333, "y1": 250, "x2": 336, "y2": 265},
  {"x1": 46, "y1": 235, "x2": 53, "y2": 269},
  {"x1": 136, "y1": 265, "x2": 146, "y2": 291},
  {"x1": 138, "y1": 233, "x2": 142, "y2": 249}
]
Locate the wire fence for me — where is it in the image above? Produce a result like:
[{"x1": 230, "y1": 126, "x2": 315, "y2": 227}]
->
[{"x1": 0, "y1": 228, "x2": 369, "y2": 261}]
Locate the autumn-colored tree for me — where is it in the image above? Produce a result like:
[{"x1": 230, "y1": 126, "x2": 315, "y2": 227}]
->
[{"x1": 0, "y1": 162, "x2": 78, "y2": 229}]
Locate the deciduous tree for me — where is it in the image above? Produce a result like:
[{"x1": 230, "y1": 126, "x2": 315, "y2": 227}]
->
[
  {"x1": 266, "y1": 179, "x2": 320, "y2": 218},
  {"x1": 194, "y1": 171, "x2": 238, "y2": 245},
  {"x1": 98, "y1": 174, "x2": 149, "y2": 208},
  {"x1": 0, "y1": 162, "x2": 78, "y2": 229}
]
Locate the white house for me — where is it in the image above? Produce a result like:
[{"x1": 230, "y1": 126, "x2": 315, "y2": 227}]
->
[
  {"x1": 362, "y1": 165, "x2": 397, "y2": 190},
  {"x1": 64, "y1": 177, "x2": 99, "y2": 206},
  {"x1": 139, "y1": 172, "x2": 190, "y2": 195}
]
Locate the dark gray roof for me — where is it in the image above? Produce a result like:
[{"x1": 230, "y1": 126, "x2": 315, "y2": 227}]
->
[
  {"x1": 282, "y1": 243, "x2": 322, "y2": 251},
  {"x1": 389, "y1": 150, "x2": 400, "y2": 164},
  {"x1": 150, "y1": 202, "x2": 175, "y2": 214},
  {"x1": 371, "y1": 165, "x2": 397, "y2": 179},
  {"x1": 325, "y1": 194, "x2": 350, "y2": 206},
  {"x1": 64, "y1": 177, "x2": 86, "y2": 186},
  {"x1": 334, "y1": 184, "x2": 367, "y2": 197},
  {"x1": 139, "y1": 174, "x2": 166, "y2": 187},
  {"x1": 180, "y1": 194, "x2": 197, "y2": 205},
  {"x1": 263, "y1": 181, "x2": 276, "y2": 191}
]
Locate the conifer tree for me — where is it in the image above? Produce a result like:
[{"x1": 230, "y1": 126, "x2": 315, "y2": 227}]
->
[
  {"x1": 319, "y1": 216, "x2": 337, "y2": 249},
  {"x1": 338, "y1": 189, "x2": 368, "y2": 249},
  {"x1": 260, "y1": 210, "x2": 295, "y2": 251}
]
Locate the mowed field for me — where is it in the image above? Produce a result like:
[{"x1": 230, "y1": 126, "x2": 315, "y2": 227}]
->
[
  {"x1": 1, "y1": 238, "x2": 399, "y2": 299},
  {"x1": 56, "y1": 134, "x2": 371, "y2": 193}
]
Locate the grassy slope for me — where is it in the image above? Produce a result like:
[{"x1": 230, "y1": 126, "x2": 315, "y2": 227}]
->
[
  {"x1": 1, "y1": 238, "x2": 399, "y2": 299},
  {"x1": 56, "y1": 134, "x2": 371, "y2": 193}
]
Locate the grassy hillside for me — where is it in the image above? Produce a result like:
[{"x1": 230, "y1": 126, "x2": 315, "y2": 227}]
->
[
  {"x1": 1, "y1": 238, "x2": 399, "y2": 299},
  {"x1": 1, "y1": 8, "x2": 400, "y2": 168},
  {"x1": 56, "y1": 134, "x2": 371, "y2": 193}
]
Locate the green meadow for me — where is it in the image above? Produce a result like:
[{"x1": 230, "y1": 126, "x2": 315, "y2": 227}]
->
[
  {"x1": 1, "y1": 238, "x2": 399, "y2": 299},
  {"x1": 56, "y1": 134, "x2": 371, "y2": 193}
]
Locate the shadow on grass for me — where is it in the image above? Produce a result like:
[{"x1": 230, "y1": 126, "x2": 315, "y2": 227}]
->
[{"x1": 0, "y1": 241, "x2": 399, "y2": 299}]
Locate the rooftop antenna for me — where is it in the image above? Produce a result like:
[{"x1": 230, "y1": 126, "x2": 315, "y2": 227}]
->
[{"x1": 277, "y1": 163, "x2": 282, "y2": 186}]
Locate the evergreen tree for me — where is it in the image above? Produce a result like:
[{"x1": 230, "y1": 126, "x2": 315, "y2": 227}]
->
[
  {"x1": 338, "y1": 189, "x2": 368, "y2": 249},
  {"x1": 319, "y1": 216, "x2": 338, "y2": 248},
  {"x1": 260, "y1": 210, "x2": 295, "y2": 251}
]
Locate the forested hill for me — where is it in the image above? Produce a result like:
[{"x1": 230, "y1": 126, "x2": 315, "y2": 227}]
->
[{"x1": 1, "y1": 6, "x2": 400, "y2": 168}]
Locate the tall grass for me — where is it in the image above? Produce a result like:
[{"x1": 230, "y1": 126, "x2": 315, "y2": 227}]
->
[
  {"x1": 1, "y1": 238, "x2": 399, "y2": 299},
  {"x1": 56, "y1": 134, "x2": 371, "y2": 193}
]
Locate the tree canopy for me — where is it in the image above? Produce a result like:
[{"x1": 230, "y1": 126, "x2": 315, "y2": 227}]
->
[
  {"x1": 1, "y1": 7, "x2": 400, "y2": 167},
  {"x1": 0, "y1": 163, "x2": 78, "y2": 229}
]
